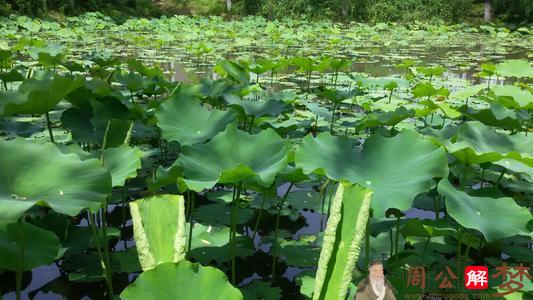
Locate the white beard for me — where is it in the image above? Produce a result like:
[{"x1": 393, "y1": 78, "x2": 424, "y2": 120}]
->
[{"x1": 370, "y1": 277, "x2": 385, "y2": 300}]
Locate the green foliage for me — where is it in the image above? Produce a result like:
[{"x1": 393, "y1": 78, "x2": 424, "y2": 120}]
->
[
  {"x1": 0, "y1": 0, "x2": 162, "y2": 18},
  {"x1": 1, "y1": 0, "x2": 531, "y2": 23},
  {"x1": 493, "y1": 0, "x2": 533, "y2": 22},
  {"x1": 366, "y1": 0, "x2": 472, "y2": 22},
  {"x1": 259, "y1": 0, "x2": 331, "y2": 20}
]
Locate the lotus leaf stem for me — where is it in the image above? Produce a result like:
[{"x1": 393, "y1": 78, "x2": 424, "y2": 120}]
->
[
  {"x1": 16, "y1": 217, "x2": 24, "y2": 300},
  {"x1": 88, "y1": 211, "x2": 114, "y2": 299},
  {"x1": 187, "y1": 191, "x2": 196, "y2": 256},
  {"x1": 251, "y1": 194, "x2": 266, "y2": 241},
  {"x1": 271, "y1": 182, "x2": 294, "y2": 281},
  {"x1": 45, "y1": 112, "x2": 55, "y2": 143},
  {"x1": 229, "y1": 182, "x2": 243, "y2": 284}
]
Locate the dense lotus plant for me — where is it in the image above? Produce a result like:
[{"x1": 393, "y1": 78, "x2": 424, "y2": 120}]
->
[{"x1": 0, "y1": 16, "x2": 531, "y2": 299}]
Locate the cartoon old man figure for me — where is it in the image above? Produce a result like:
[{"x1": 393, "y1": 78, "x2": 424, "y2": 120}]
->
[{"x1": 355, "y1": 261, "x2": 396, "y2": 300}]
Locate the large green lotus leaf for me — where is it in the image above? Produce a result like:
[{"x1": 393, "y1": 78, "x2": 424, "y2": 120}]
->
[
  {"x1": 354, "y1": 107, "x2": 414, "y2": 132},
  {"x1": 130, "y1": 195, "x2": 186, "y2": 271},
  {"x1": 445, "y1": 122, "x2": 533, "y2": 166},
  {"x1": 306, "y1": 102, "x2": 333, "y2": 120},
  {"x1": 0, "y1": 139, "x2": 111, "y2": 221},
  {"x1": 454, "y1": 104, "x2": 523, "y2": 131},
  {"x1": 313, "y1": 183, "x2": 372, "y2": 300},
  {"x1": 224, "y1": 93, "x2": 293, "y2": 118},
  {"x1": 452, "y1": 84, "x2": 485, "y2": 101},
  {"x1": 120, "y1": 261, "x2": 243, "y2": 300},
  {"x1": 156, "y1": 94, "x2": 236, "y2": 145},
  {"x1": 0, "y1": 69, "x2": 24, "y2": 83},
  {"x1": 491, "y1": 85, "x2": 533, "y2": 109},
  {"x1": 114, "y1": 72, "x2": 149, "y2": 92},
  {"x1": 295, "y1": 130, "x2": 448, "y2": 217},
  {"x1": 61, "y1": 98, "x2": 130, "y2": 145},
  {"x1": 412, "y1": 82, "x2": 449, "y2": 98},
  {"x1": 102, "y1": 119, "x2": 134, "y2": 149},
  {"x1": 172, "y1": 124, "x2": 289, "y2": 192},
  {"x1": 286, "y1": 189, "x2": 329, "y2": 212},
  {"x1": 99, "y1": 145, "x2": 143, "y2": 187},
  {"x1": 0, "y1": 221, "x2": 60, "y2": 271},
  {"x1": 56, "y1": 144, "x2": 141, "y2": 187},
  {"x1": 495, "y1": 59, "x2": 533, "y2": 78},
  {"x1": 438, "y1": 179, "x2": 532, "y2": 242},
  {"x1": 0, "y1": 75, "x2": 83, "y2": 116},
  {"x1": 215, "y1": 60, "x2": 250, "y2": 84}
]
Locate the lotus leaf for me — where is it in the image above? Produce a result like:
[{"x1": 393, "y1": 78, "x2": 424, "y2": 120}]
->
[
  {"x1": 224, "y1": 93, "x2": 293, "y2": 118},
  {"x1": 171, "y1": 124, "x2": 289, "y2": 191},
  {"x1": 0, "y1": 75, "x2": 83, "y2": 116},
  {"x1": 120, "y1": 261, "x2": 243, "y2": 300},
  {"x1": 156, "y1": 94, "x2": 236, "y2": 145},
  {"x1": 0, "y1": 221, "x2": 60, "y2": 271},
  {"x1": 295, "y1": 130, "x2": 448, "y2": 216},
  {"x1": 438, "y1": 179, "x2": 532, "y2": 241},
  {"x1": 0, "y1": 139, "x2": 111, "y2": 221},
  {"x1": 495, "y1": 59, "x2": 533, "y2": 78},
  {"x1": 444, "y1": 122, "x2": 533, "y2": 166}
]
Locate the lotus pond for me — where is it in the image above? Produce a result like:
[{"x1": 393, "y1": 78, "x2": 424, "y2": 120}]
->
[{"x1": 0, "y1": 13, "x2": 532, "y2": 300}]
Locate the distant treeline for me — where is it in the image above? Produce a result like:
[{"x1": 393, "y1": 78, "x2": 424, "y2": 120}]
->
[{"x1": 0, "y1": 0, "x2": 531, "y2": 23}]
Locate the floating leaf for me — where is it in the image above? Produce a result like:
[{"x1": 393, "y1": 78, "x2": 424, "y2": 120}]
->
[
  {"x1": 189, "y1": 226, "x2": 254, "y2": 264},
  {"x1": 241, "y1": 280, "x2": 282, "y2": 300}
]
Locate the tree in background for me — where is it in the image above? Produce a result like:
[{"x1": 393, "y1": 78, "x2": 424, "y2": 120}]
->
[
  {"x1": 0, "y1": 0, "x2": 531, "y2": 22},
  {"x1": 484, "y1": 0, "x2": 491, "y2": 21},
  {"x1": 493, "y1": 0, "x2": 532, "y2": 22}
]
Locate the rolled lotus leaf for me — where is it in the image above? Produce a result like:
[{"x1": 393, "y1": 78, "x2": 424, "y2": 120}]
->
[
  {"x1": 313, "y1": 182, "x2": 372, "y2": 300},
  {"x1": 129, "y1": 195, "x2": 186, "y2": 271}
]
